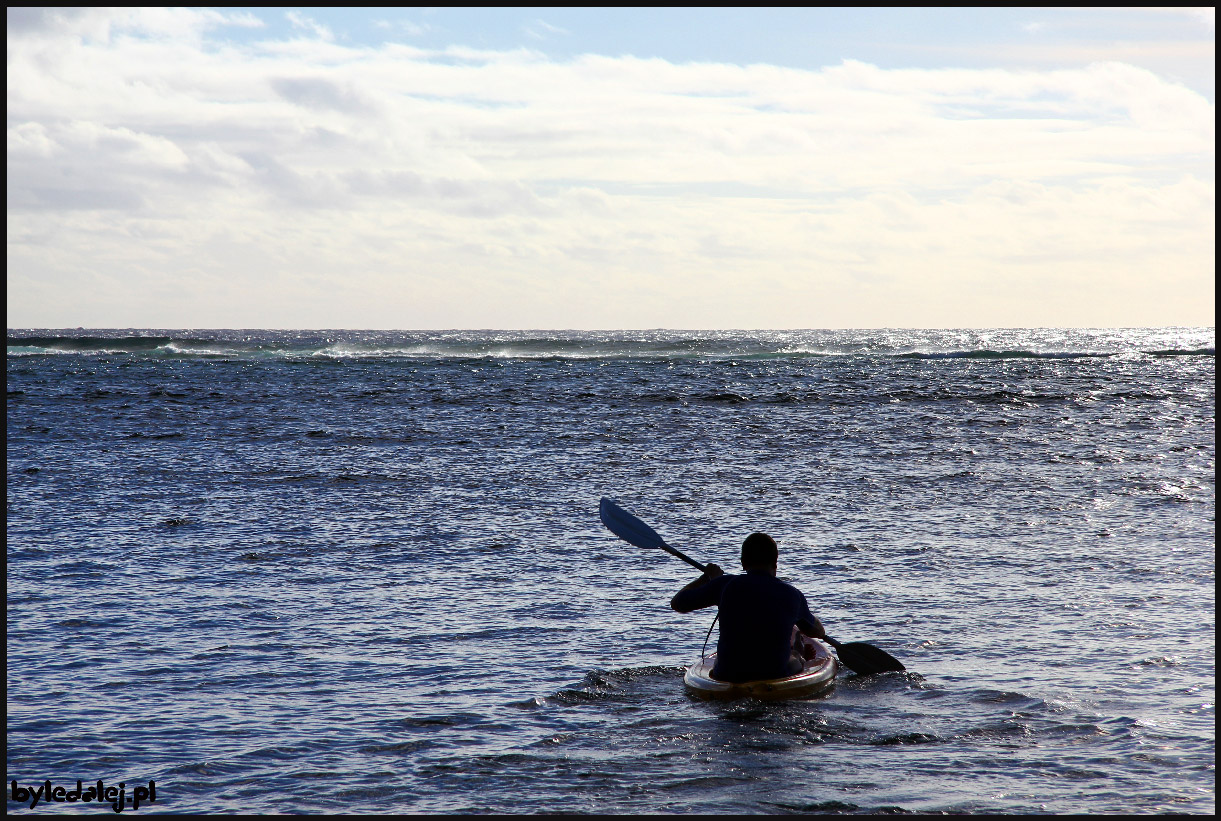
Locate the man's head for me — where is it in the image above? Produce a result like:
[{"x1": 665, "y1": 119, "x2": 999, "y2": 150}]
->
[{"x1": 741, "y1": 532, "x2": 778, "y2": 572}]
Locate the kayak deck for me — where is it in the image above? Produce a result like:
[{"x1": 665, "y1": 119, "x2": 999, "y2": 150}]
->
[{"x1": 683, "y1": 639, "x2": 838, "y2": 700}]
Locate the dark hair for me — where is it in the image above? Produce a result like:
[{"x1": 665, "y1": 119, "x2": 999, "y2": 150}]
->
[{"x1": 741, "y1": 532, "x2": 778, "y2": 568}]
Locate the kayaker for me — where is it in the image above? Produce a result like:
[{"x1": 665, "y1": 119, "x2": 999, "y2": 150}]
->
[{"x1": 670, "y1": 532, "x2": 825, "y2": 683}]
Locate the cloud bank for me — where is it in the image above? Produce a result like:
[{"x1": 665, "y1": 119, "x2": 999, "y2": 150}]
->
[{"x1": 7, "y1": 8, "x2": 1215, "y2": 328}]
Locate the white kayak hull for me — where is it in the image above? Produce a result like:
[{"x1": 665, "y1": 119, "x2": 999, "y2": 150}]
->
[{"x1": 683, "y1": 639, "x2": 838, "y2": 700}]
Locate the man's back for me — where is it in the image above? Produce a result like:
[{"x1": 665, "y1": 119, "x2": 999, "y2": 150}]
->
[{"x1": 672, "y1": 569, "x2": 818, "y2": 682}]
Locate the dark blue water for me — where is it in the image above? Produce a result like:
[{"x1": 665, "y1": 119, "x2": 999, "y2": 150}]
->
[{"x1": 7, "y1": 329, "x2": 1215, "y2": 814}]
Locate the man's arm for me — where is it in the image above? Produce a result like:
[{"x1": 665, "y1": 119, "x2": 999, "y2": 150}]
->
[
  {"x1": 797, "y1": 614, "x2": 826, "y2": 640},
  {"x1": 670, "y1": 563, "x2": 724, "y2": 612}
]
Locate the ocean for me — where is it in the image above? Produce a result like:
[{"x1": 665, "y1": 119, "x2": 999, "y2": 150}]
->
[{"x1": 6, "y1": 328, "x2": 1215, "y2": 814}]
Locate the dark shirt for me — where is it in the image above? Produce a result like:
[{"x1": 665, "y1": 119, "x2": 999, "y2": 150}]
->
[{"x1": 671, "y1": 570, "x2": 819, "y2": 682}]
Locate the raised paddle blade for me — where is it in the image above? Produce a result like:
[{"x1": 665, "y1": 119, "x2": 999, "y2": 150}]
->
[
  {"x1": 824, "y1": 636, "x2": 906, "y2": 675},
  {"x1": 599, "y1": 498, "x2": 707, "y2": 571},
  {"x1": 599, "y1": 497, "x2": 666, "y2": 550}
]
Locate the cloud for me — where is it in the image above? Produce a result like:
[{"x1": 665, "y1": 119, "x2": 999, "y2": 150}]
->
[
  {"x1": 270, "y1": 76, "x2": 375, "y2": 114},
  {"x1": 1182, "y1": 7, "x2": 1215, "y2": 31},
  {"x1": 523, "y1": 19, "x2": 571, "y2": 40},
  {"x1": 5, "y1": 6, "x2": 261, "y2": 43},
  {"x1": 285, "y1": 10, "x2": 334, "y2": 42},
  {"x1": 5, "y1": 13, "x2": 1214, "y2": 328},
  {"x1": 374, "y1": 18, "x2": 432, "y2": 37}
]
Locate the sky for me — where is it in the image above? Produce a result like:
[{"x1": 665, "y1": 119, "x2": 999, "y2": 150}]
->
[{"x1": 6, "y1": 7, "x2": 1216, "y2": 330}]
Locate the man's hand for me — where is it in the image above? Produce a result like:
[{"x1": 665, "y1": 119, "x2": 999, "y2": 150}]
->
[
  {"x1": 679, "y1": 563, "x2": 724, "y2": 592},
  {"x1": 671, "y1": 562, "x2": 727, "y2": 611},
  {"x1": 798, "y1": 615, "x2": 826, "y2": 640}
]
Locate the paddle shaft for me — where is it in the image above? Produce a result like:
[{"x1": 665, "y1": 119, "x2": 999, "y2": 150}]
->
[{"x1": 658, "y1": 542, "x2": 707, "y2": 573}]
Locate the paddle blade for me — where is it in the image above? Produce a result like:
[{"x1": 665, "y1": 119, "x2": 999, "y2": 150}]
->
[
  {"x1": 599, "y1": 497, "x2": 666, "y2": 550},
  {"x1": 599, "y1": 498, "x2": 708, "y2": 572},
  {"x1": 825, "y1": 637, "x2": 906, "y2": 675}
]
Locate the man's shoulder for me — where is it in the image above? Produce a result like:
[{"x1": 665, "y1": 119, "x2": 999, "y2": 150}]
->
[
  {"x1": 729, "y1": 572, "x2": 807, "y2": 598},
  {"x1": 772, "y1": 576, "x2": 811, "y2": 600},
  {"x1": 672, "y1": 572, "x2": 732, "y2": 609}
]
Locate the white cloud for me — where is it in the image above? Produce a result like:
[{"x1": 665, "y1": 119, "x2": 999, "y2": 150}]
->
[
  {"x1": 374, "y1": 18, "x2": 432, "y2": 37},
  {"x1": 5, "y1": 13, "x2": 1214, "y2": 328},
  {"x1": 285, "y1": 11, "x2": 335, "y2": 42},
  {"x1": 1181, "y1": 6, "x2": 1215, "y2": 31},
  {"x1": 5, "y1": 7, "x2": 262, "y2": 43},
  {"x1": 524, "y1": 19, "x2": 571, "y2": 40}
]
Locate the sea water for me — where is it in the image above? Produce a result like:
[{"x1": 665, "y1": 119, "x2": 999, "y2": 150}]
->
[{"x1": 6, "y1": 328, "x2": 1215, "y2": 814}]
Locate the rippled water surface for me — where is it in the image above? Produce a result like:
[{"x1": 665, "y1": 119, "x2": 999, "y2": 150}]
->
[{"x1": 6, "y1": 329, "x2": 1215, "y2": 814}]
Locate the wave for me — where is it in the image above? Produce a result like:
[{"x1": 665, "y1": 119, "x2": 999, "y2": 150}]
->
[
  {"x1": 7, "y1": 330, "x2": 1215, "y2": 361},
  {"x1": 898, "y1": 350, "x2": 1118, "y2": 360},
  {"x1": 898, "y1": 347, "x2": 1215, "y2": 360},
  {"x1": 1147, "y1": 348, "x2": 1215, "y2": 357}
]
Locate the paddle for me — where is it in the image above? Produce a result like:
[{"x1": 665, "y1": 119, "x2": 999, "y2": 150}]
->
[
  {"x1": 598, "y1": 496, "x2": 708, "y2": 572},
  {"x1": 820, "y1": 636, "x2": 905, "y2": 674},
  {"x1": 598, "y1": 497, "x2": 906, "y2": 675}
]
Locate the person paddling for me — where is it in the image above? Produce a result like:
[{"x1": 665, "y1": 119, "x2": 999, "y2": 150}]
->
[{"x1": 670, "y1": 532, "x2": 825, "y2": 683}]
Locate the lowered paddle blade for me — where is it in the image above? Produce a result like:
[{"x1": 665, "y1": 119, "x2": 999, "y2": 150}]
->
[
  {"x1": 824, "y1": 636, "x2": 906, "y2": 675},
  {"x1": 599, "y1": 497, "x2": 706, "y2": 571}
]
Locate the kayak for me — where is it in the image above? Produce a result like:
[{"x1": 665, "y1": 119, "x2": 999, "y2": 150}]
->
[{"x1": 683, "y1": 639, "x2": 838, "y2": 700}]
